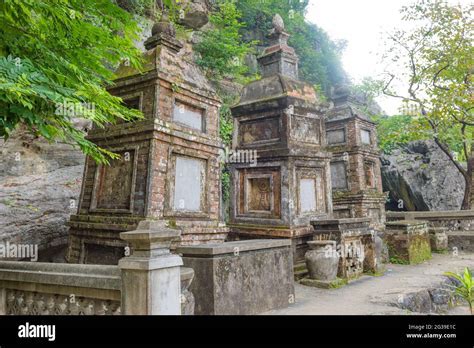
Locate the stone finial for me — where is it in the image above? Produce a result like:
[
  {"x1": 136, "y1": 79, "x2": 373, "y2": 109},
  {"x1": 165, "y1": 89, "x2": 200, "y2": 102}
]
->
[
  {"x1": 151, "y1": 11, "x2": 176, "y2": 37},
  {"x1": 332, "y1": 84, "x2": 351, "y2": 101},
  {"x1": 258, "y1": 13, "x2": 298, "y2": 79},
  {"x1": 145, "y1": 10, "x2": 183, "y2": 52},
  {"x1": 332, "y1": 83, "x2": 362, "y2": 107},
  {"x1": 271, "y1": 14, "x2": 285, "y2": 34},
  {"x1": 119, "y1": 220, "x2": 181, "y2": 257}
]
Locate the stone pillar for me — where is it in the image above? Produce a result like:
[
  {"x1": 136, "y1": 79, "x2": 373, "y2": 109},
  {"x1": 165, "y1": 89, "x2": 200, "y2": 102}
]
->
[
  {"x1": 0, "y1": 288, "x2": 6, "y2": 315},
  {"x1": 385, "y1": 220, "x2": 431, "y2": 264},
  {"x1": 119, "y1": 221, "x2": 183, "y2": 315}
]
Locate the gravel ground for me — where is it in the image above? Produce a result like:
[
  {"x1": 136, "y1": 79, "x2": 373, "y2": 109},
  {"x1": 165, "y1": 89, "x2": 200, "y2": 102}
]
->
[{"x1": 264, "y1": 252, "x2": 474, "y2": 315}]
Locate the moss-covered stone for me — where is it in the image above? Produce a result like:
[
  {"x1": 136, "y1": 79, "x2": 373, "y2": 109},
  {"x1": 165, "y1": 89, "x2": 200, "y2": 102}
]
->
[
  {"x1": 408, "y1": 234, "x2": 432, "y2": 264},
  {"x1": 300, "y1": 277, "x2": 348, "y2": 289},
  {"x1": 384, "y1": 221, "x2": 431, "y2": 265}
]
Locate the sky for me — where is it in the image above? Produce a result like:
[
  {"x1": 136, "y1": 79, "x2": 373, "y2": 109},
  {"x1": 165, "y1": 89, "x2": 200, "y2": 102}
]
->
[{"x1": 306, "y1": 0, "x2": 466, "y2": 115}]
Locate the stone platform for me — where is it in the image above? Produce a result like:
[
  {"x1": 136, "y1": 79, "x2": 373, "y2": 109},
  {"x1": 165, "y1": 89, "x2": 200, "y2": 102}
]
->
[
  {"x1": 311, "y1": 218, "x2": 376, "y2": 279},
  {"x1": 384, "y1": 220, "x2": 432, "y2": 264},
  {"x1": 177, "y1": 239, "x2": 294, "y2": 315}
]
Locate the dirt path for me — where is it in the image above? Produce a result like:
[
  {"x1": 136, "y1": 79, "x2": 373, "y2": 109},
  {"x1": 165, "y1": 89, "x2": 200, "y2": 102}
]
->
[{"x1": 264, "y1": 253, "x2": 474, "y2": 315}]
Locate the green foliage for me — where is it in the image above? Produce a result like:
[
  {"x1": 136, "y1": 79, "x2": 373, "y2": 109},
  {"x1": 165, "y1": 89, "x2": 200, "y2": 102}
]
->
[
  {"x1": 221, "y1": 169, "x2": 231, "y2": 207},
  {"x1": 116, "y1": 0, "x2": 155, "y2": 17},
  {"x1": 235, "y1": 0, "x2": 346, "y2": 94},
  {"x1": 219, "y1": 98, "x2": 234, "y2": 146},
  {"x1": 0, "y1": 0, "x2": 145, "y2": 163},
  {"x1": 195, "y1": 1, "x2": 256, "y2": 82},
  {"x1": 445, "y1": 267, "x2": 474, "y2": 314},
  {"x1": 374, "y1": 112, "x2": 470, "y2": 160},
  {"x1": 380, "y1": 0, "x2": 473, "y2": 208},
  {"x1": 372, "y1": 115, "x2": 430, "y2": 154}
]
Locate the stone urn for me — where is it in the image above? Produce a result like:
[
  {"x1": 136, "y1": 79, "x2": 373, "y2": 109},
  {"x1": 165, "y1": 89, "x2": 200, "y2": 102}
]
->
[{"x1": 305, "y1": 241, "x2": 339, "y2": 281}]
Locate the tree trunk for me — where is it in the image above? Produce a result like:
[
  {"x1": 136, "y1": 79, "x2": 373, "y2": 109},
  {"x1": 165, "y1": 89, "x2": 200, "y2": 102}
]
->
[{"x1": 461, "y1": 153, "x2": 473, "y2": 210}]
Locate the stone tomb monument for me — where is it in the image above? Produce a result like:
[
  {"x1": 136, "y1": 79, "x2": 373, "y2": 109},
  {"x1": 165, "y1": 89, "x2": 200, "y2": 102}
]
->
[
  {"x1": 67, "y1": 15, "x2": 228, "y2": 264},
  {"x1": 228, "y1": 15, "x2": 333, "y2": 262},
  {"x1": 325, "y1": 86, "x2": 387, "y2": 231},
  {"x1": 311, "y1": 218, "x2": 377, "y2": 280}
]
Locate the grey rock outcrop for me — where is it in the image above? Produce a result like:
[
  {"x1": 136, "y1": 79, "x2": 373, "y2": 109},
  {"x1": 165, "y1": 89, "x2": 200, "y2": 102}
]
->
[
  {"x1": 0, "y1": 131, "x2": 84, "y2": 261},
  {"x1": 381, "y1": 140, "x2": 465, "y2": 211},
  {"x1": 177, "y1": 0, "x2": 211, "y2": 30}
]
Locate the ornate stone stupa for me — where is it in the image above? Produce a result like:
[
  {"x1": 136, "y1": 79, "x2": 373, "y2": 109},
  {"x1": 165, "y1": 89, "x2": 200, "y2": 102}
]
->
[
  {"x1": 228, "y1": 14, "x2": 333, "y2": 261},
  {"x1": 67, "y1": 13, "x2": 228, "y2": 264},
  {"x1": 325, "y1": 85, "x2": 387, "y2": 230}
]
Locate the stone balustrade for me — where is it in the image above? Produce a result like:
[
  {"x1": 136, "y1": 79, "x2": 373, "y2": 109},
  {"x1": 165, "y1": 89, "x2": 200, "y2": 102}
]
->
[
  {"x1": 0, "y1": 221, "x2": 193, "y2": 315},
  {"x1": 387, "y1": 210, "x2": 474, "y2": 231},
  {"x1": 0, "y1": 261, "x2": 121, "y2": 315},
  {"x1": 387, "y1": 210, "x2": 474, "y2": 252}
]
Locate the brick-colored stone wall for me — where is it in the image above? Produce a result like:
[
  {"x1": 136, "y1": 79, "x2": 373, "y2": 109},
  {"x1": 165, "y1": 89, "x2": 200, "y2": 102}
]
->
[
  {"x1": 67, "y1": 30, "x2": 228, "y2": 264},
  {"x1": 326, "y1": 112, "x2": 386, "y2": 230}
]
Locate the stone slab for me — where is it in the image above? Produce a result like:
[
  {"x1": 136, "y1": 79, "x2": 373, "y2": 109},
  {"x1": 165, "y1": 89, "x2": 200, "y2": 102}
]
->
[
  {"x1": 177, "y1": 239, "x2": 291, "y2": 256},
  {"x1": 179, "y1": 240, "x2": 294, "y2": 315}
]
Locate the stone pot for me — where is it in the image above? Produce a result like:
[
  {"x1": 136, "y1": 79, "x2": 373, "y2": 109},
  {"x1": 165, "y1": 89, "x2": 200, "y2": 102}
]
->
[{"x1": 305, "y1": 240, "x2": 339, "y2": 281}]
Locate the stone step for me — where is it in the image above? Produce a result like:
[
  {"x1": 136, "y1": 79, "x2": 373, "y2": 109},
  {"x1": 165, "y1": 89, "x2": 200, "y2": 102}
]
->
[
  {"x1": 294, "y1": 262, "x2": 308, "y2": 273},
  {"x1": 294, "y1": 262, "x2": 308, "y2": 281},
  {"x1": 447, "y1": 231, "x2": 474, "y2": 253}
]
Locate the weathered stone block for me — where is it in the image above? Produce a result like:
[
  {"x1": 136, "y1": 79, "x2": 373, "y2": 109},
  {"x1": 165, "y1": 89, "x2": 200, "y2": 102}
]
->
[
  {"x1": 311, "y1": 218, "x2": 375, "y2": 279},
  {"x1": 385, "y1": 220, "x2": 432, "y2": 264},
  {"x1": 177, "y1": 240, "x2": 294, "y2": 315},
  {"x1": 429, "y1": 227, "x2": 448, "y2": 253}
]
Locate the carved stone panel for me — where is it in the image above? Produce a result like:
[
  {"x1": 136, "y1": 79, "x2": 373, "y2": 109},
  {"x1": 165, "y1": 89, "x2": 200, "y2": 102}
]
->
[
  {"x1": 334, "y1": 209, "x2": 352, "y2": 219},
  {"x1": 173, "y1": 156, "x2": 206, "y2": 212},
  {"x1": 291, "y1": 114, "x2": 320, "y2": 144},
  {"x1": 326, "y1": 128, "x2": 346, "y2": 145},
  {"x1": 173, "y1": 99, "x2": 205, "y2": 132},
  {"x1": 361, "y1": 129, "x2": 371, "y2": 145},
  {"x1": 299, "y1": 178, "x2": 316, "y2": 213},
  {"x1": 364, "y1": 161, "x2": 376, "y2": 188},
  {"x1": 296, "y1": 168, "x2": 326, "y2": 216},
  {"x1": 238, "y1": 167, "x2": 281, "y2": 219},
  {"x1": 247, "y1": 176, "x2": 273, "y2": 212},
  {"x1": 239, "y1": 116, "x2": 280, "y2": 146},
  {"x1": 6, "y1": 289, "x2": 121, "y2": 315},
  {"x1": 330, "y1": 161, "x2": 348, "y2": 190},
  {"x1": 90, "y1": 148, "x2": 137, "y2": 213}
]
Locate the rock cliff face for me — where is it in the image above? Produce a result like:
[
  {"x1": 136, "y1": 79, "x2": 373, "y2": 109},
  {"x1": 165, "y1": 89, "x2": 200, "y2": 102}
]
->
[
  {"x1": 0, "y1": 131, "x2": 85, "y2": 261},
  {"x1": 381, "y1": 140, "x2": 465, "y2": 211}
]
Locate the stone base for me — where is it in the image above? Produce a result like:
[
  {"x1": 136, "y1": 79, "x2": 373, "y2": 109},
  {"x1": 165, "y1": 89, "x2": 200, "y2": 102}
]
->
[
  {"x1": 67, "y1": 215, "x2": 228, "y2": 264},
  {"x1": 332, "y1": 192, "x2": 387, "y2": 231},
  {"x1": 385, "y1": 220, "x2": 432, "y2": 264},
  {"x1": 311, "y1": 218, "x2": 375, "y2": 279},
  {"x1": 227, "y1": 225, "x2": 313, "y2": 263},
  {"x1": 429, "y1": 227, "x2": 449, "y2": 253},
  {"x1": 177, "y1": 239, "x2": 294, "y2": 315},
  {"x1": 447, "y1": 231, "x2": 474, "y2": 253},
  {"x1": 299, "y1": 277, "x2": 347, "y2": 289}
]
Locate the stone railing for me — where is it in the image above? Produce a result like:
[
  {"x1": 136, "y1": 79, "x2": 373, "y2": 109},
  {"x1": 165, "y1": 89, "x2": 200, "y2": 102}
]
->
[
  {"x1": 386, "y1": 210, "x2": 474, "y2": 231},
  {"x1": 0, "y1": 261, "x2": 121, "y2": 315},
  {"x1": 0, "y1": 221, "x2": 193, "y2": 315}
]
